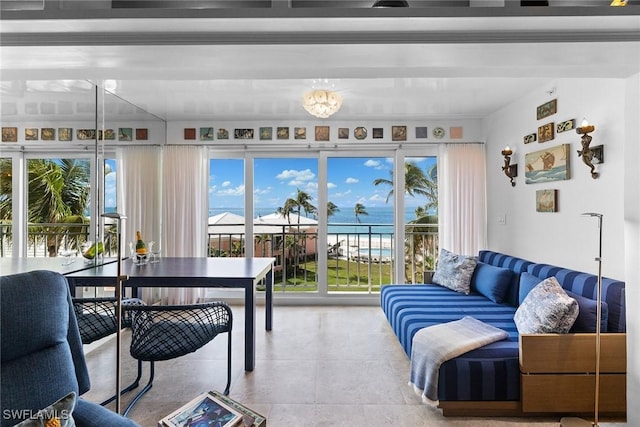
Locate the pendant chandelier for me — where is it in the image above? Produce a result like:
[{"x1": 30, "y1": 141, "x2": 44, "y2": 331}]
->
[{"x1": 302, "y1": 89, "x2": 343, "y2": 119}]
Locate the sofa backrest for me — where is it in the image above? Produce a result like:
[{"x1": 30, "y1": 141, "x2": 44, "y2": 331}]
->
[
  {"x1": 1, "y1": 270, "x2": 91, "y2": 427},
  {"x1": 478, "y1": 250, "x2": 534, "y2": 307},
  {"x1": 527, "y1": 263, "x2": 626, "y2": 333}
]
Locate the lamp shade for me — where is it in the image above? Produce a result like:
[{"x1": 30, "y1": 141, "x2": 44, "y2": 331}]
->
[{"x1": 302, "y1": 89, "x2": 343, "y2": 119}]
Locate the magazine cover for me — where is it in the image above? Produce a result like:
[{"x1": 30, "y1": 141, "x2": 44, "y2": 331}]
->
[{"x1": 160, "y1": 392, "x2": 241, "y2": 427}]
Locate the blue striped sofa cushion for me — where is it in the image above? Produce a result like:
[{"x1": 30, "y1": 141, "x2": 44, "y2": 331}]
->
[
  {"x1": 527, "y1": 264, "x2": 626, "y2": 333},
  {"x1": 380, "y1": 251, "x2": 534, "y2": 401},
  {"x1": 380, "y1": 284, "x2": 520, "y2": 400},
  {"x1": 478, "y1": 250, "x2": 534, "y2": 307}
]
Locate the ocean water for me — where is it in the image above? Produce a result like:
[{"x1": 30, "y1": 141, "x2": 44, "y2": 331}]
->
[{"x1": 209, "y1": 206, "x2": 431, "y2": 234}]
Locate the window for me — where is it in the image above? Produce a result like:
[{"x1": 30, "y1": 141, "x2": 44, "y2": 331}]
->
[
  {"x1": 0, "y1": 157, "x2": 12, "y2": 257},
  {"x1": 254, "y1": 157, "x2": 318, "y2": 292},
  {"x1": 26, "y1": 157, "x2": 91, "y2": 257},
  {"x1": 327, "y1": 156, "x2": 395, "y2": 293}
]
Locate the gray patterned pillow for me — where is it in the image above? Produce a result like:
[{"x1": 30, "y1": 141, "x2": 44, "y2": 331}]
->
[
  {"x1": 432, "y1": 248, "x2": 478, "y2": 295},
  {"x1": 514, "y1": 276, "x2": 579, "y2": 334}
]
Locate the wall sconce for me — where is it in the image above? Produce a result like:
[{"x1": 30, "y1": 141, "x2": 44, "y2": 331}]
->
[
  {"x1": 576, "y1": 119, "x2": 604, "y2": 179},
  {"x1": 501, "y1": 146, "x2": 518, "y2": 187}
]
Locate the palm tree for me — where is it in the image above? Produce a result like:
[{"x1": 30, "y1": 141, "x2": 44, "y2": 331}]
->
[
  {"x1": 373, "y1": 161, "x2": 435, "y2": 207},
  {"x1": 354, "y1": 203, "x2": 368, "y2": 224},
  {"x1": 327, "y1": 201, "x2": 340, "y2": 219},
  {"x1": 27, "y1": 158, "x2": 91, "y2": 256},
  {"x1": 276, "y1": 198, "x2": 297, "y2": 224},
  {"x1": 294, "y1": 188, "x2": 316, "y2": 221}
]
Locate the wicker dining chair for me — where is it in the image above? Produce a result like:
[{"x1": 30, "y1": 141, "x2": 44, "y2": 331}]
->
[
  {"x1": 72, "y1": 296, "x2": 147, "y2": 405},
  {"x1": 121, "y1": 301, "x2": 233, "y2": 417}
]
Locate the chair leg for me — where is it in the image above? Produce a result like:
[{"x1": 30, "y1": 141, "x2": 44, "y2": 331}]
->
[
  {"x1": 100, "y1": 359, "x2": 143, "y2": 406},
  {"x1": 123, "y1": 361, "x2": 155, "y2": 418},
  {"x1": 224, "y1": 332, "x2": 231, "y2": 396}
]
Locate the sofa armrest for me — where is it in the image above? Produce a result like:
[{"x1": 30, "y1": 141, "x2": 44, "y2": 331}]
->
[
  {"x1": 73, "y1": 399, "x2": 140, "y2": 427},
  {"x1": 519, "y1": 333, "x2": 626, "y2": 374}
]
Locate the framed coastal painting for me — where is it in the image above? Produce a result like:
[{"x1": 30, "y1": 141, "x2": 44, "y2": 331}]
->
[
  {"x1": 524, "y1": 143, "x2": 571, "y2": 184},
  {"x1": 536, "y1": 189, "x2": 558, "y2": 212}
]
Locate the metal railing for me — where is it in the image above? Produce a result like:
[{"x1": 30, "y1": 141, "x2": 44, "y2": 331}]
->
[
  {"x1": 0, "y1": 222, "x2": 118, "y2": 258},
  {"x1": 207, "y1": 221, "x2": 439, "y2": 293},
  {"x1": 2, "y1": 220, "x2": 438, "y2": 292}
]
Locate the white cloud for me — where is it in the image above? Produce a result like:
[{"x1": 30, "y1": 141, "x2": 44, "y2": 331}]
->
[
  {"x1": 364, "y1": 159, "x2": 385, "y2": 170},
  {"x1": 327, "y1": 182, "x2": 337, "y2": 188},
  {"x1": 276, "y1": 169, "x2": 316, "y2": 185},
  {"x1": 345, "y1": 177, "x2": 359, "y2": 184},
  {"x1": 217, "y1": 184, "x2": 245, "y2": 196},
  {"x1": 334, "y1": 190, "x2": 352, "y2": 197},
  {"x1": 221, "y1": 181, "x2": 231, "y2": 187},
  {"x1": 369, "y1": 194, "x2": 386, "y2": 202}
]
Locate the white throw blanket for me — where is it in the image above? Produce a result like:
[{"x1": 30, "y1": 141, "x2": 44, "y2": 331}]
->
[{"x1": 409, "y1": 316, "x2": 509, "y2": 402}]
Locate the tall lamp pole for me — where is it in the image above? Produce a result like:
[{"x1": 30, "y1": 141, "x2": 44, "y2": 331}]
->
[
  {"x1": 101, "y1": 212, "x2": 128, "y2": 414},
  {"x1": 561, "y1": 212, "x2": 603, "y2": 427}
]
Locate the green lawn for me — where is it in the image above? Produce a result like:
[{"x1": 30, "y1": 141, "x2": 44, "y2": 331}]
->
[{"x1": 258, "y1": 258, "x2": 392, "y2": 293}]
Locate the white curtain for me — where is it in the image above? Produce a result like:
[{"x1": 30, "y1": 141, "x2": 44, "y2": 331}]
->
[
  {"x1": 438, "y1": 143, "x2": 487, "y2": 256},
  {"x1": 161, "y1": 145, "x2": 208, "y2": 304},
  {"x1": 119, "y1": 146, "x2": 162, "y2": 303},
  {"x1": 119, "y1": 146, "x2": 162, "y2": 257}
]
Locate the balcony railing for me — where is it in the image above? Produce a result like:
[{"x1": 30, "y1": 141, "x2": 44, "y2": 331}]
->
[
  {"x1": 207, "y1": 221, "x2": 438, "y2": 293},
  {"x1": 0, "y1": 221, "x2": 117, "y2": 258},
  {"x1": 1, "y1": 220, "x2": 438, "y2": 293}
]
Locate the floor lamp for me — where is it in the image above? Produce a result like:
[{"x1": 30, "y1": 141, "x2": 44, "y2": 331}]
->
[
  {"x1": 101, "y1": 212, "x2": 128, "y2": 414},
  {"x1": 561, "y1": 212, "x2": 603, "y2": 427}
]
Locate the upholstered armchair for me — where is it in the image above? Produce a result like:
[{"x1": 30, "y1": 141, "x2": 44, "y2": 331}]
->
[{"x1": 1, "y1": 270, "x2": 139, "y2": 427}]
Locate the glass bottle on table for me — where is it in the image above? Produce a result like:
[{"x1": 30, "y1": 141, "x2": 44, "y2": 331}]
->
[{"x1": 135, "y1": 231, "x2": 149, "y2": 264}]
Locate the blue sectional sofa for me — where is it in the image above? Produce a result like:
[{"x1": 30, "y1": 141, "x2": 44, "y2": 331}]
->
[{"x1": 381, "y1": 250, "x2": 627, "y2": 417}]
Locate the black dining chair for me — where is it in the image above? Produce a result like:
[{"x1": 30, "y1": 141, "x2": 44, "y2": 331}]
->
[
  {"x1": 121, "y1": 301, "x2": 233, "y2": 417},
  {"x1": 72, "y1": 296, "x2": 147, "y2": 405}
]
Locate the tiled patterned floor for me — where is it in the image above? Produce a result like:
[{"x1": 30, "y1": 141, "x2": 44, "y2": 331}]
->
[{"x1": 82, "y1": 305, "x2": 620, "y2": 427}]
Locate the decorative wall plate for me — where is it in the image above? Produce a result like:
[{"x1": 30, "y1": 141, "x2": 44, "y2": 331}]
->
[
  {"x1": 433, "y1": 127, "x2": 445, "y2": 139},
  {"x1": 354, "y1": 127, "x2": 367, "y2": 140}
]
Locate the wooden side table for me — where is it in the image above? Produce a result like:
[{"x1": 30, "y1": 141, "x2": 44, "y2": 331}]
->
[{"x1": 519, "y1": 333, "x2": 626, "y2": 416}]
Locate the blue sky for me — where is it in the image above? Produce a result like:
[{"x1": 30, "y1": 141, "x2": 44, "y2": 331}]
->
[
  {"x1": 209, "y1": 156, "x2": 436, "y2": 211},
  {"x1": 105, "y1": 157, "x2": 436, "y2": 212}
]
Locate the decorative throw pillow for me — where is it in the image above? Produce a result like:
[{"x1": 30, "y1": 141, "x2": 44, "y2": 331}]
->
[
  {"x1": 432, "y1": 248, "x2": 478, "y2": 295},
  {"x1": 514, "y1": 276, "x2": 579, "y2": 334},
  {"x1": 15, "y1": 392, "x2": 76, "y2": 427},
  {"x1": 470, "y1": 262, "x2": 513, "y2": 303},
  {"x1": 518, "y1": 271, "x2": 543, "y2": 305},
  {"x1": 567, "y1": 290, "x2": 609, "y2": 333}
]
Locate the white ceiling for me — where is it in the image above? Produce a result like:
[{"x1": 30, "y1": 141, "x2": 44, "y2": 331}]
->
[{"x1": 1, "y1": 12, "x2": 639, "y2": 122}]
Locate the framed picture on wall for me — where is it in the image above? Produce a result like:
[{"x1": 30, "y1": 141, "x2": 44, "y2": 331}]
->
[
  {"x1": 536, "y1": 99, "x2": 557, "y2": 120},
  {"x1": 315, "y1": 126, "x2": 330, "y2": 141},
  {"x1": 536, "y1": 189, "x2": 558, "y2": 212},
  {"x1": 537, "y1": 122, "x2": 554, "y2": 143},
  {"x1": 525, "y1": 143, "x2": 571, "y2": 184}
]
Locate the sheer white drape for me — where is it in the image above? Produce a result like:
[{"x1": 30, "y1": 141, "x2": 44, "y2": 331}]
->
[
  {"x1": 119, "y1": 146, "x2": 162, "y2": 256},
  {"x1": 438, "y1": 143, "x2": 487, "y2": 256},
  {"x1": 119, "y1": 146, "x2": 162, "y2": 303},
  {"x1": 162, "y1": 145, "x2": 208, "y2": 304}
]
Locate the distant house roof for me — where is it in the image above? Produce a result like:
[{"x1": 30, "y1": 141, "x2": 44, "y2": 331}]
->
[
  {"x1": 208, "y1": 212, "x2": 245, "y2": 235},
  {"x1": 207, "y1": 211, "x2": 317, "y2": 236},
  {"x1": 256, "y1": 212, "x2": 317, "y2": 227}
]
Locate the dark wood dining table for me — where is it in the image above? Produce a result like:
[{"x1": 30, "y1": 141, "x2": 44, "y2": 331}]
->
[{"x1": 4, "y1": 256, "x2": 275, "y2": 372}]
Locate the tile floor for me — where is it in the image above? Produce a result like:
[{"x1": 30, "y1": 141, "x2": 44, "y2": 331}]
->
[{"x1": 82, "y1": 305, "x2": 618, "y2": 427}]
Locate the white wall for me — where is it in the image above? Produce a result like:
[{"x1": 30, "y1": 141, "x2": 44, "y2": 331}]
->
[
  {"x1": 485, "y1": 75, "x2": 639, "y2": 422},
  {"x1": 484, "y1": 78, "x2": 627, "y2": 279},
  {"x1": 166, "y1": 119, "x2": 483, "y2": 145},
  {"x1": 623, "y1": 73, "x2": 640, "y2": 426}
]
